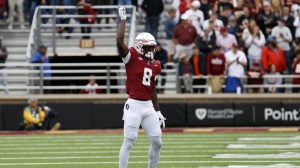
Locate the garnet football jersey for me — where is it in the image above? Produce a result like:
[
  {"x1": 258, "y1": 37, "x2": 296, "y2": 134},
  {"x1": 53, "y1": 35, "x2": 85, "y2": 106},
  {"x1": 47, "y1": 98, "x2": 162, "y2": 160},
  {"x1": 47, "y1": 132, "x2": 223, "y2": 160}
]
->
[{"x1": 123, "y1": 47, "x2": 161, "y2": 100}]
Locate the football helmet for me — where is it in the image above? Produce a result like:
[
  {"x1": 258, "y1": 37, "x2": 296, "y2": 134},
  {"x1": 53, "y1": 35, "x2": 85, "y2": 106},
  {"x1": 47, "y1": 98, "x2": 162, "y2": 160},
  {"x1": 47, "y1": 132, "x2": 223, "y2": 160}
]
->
[{"x1": 134, "y1": 32, "x2": 157, "y2": 59}]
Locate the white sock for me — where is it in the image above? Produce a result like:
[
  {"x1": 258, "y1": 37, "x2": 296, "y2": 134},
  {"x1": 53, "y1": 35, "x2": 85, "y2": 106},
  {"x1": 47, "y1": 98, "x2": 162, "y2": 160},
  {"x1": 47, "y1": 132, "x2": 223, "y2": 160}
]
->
[
  {"x1": 148, "y1": 136, "x2": 162, "y2": 168},
  {"x1": 119, "y1": 137, "x2": 135, "y2": 168}
]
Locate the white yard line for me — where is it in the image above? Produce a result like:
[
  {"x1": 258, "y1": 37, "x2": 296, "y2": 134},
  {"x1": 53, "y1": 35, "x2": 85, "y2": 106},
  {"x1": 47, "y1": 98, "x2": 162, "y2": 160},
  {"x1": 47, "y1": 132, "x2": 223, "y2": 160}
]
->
[
  {"x1": 0, "y1": 149, "x2": 297, "y2": 155},
  {"x1": 1, "y1": 160, "x2": 300, "y2": 166},
  {"x1": 197, "y1": 165, "x2": 300, "y2": 168},
  {"x1": 0, "y1": 134, "x2": 296, "y2": 140},
  {"x1": 0, "y1": 137, "x2": 237, "y2": 142},
  {"x1": 214, "y1": 152, "x2": 300, "y2": 158},
  {"x1": 0, "y1": 155, "x2": 211, "y2": 160},
  {"x1": 239, "y1": 136, "x2": 300, "y2": 141},
  {"x1": 227, "y1": 143, "x2": 300, "y2": 149},
  {"x1": 0, "y1": 141, "x2": 283, "y2": 147},
  {"x1": 0, "y1": 145, "x2": 225, "y2": 151}
]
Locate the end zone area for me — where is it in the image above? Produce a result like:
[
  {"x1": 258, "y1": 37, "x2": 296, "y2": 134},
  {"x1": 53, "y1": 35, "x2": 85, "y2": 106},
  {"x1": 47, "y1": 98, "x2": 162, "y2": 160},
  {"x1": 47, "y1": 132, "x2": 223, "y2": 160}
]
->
[{"x1": 0, "y1": 128, "x2": 299, "y2": 168}]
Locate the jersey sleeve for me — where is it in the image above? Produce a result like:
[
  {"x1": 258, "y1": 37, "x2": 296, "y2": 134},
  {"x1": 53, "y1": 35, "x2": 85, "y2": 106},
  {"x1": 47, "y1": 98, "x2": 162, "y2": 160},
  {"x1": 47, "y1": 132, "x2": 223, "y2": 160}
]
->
[{"x1": 122, "y1": 51, "x2": 131, "y2": 64}]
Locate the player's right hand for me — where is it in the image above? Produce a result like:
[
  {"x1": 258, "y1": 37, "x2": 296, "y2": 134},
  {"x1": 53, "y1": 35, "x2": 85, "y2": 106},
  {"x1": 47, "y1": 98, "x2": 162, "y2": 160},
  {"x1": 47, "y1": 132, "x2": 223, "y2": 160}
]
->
[{"x1": 119, "y1": 5, "x2": 127, "y2": 21}]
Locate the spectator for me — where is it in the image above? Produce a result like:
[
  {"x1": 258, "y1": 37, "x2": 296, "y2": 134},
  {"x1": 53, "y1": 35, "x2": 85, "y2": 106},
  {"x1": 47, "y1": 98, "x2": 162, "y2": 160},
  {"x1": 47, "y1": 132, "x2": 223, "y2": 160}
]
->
[
  {"x1": 261, "y1": 36, "x2": 286, "y2": 74},
  {"x1": 233, "y1": 0, "x2": 243, "y2": 15},
  {"x1": 94, "y1": 0, "x2": 113, "y2": 27},
  {"x1": 292, "y1": 51, "x2": 300, "y2": 93},
  {"x1": 203, "y1": 12, "x2": 224, "y2": 33},
  {"x1": 246, "y1": 61, "x2": 265, "y2": 93},
  {"x1": 76, "y1": 0, "x2": 96, "y2": 39},
  {"x1": 294, "y1": 7, "x2": 300, "y2": 39},
  {"x1": 271, "y1": 18, "x2": 293, "y2": 74},
  {"x1": 294, "y1": 37, "x2": 300, "y2": 51},
  {"x1": 251, "y1": 0, "x2": 263, "y2": 18},
  {"x1": 80, "y1": 75, "x2": 103, "y2": 94},
  {"x1": 206, "y1": 45, "x2": 226, "y2": 93},
  {"x1": 242, "y1": 18, "x2": 257, "y2": 42},
  {"x1": 0, "y1": 0, "x2": 5, "y2": 20},
  {"x1": 197, "y1": 22, "x2": 217, "y2": 58},
  {"x1": 178, "y1": 52, "x2": 193, "y2": 93},
  {"x1": 141, "y1": 0, "x2": 164, "y2": 39},
  {"x1": 8, "y1": 0, "x2": 25, "y2": 30},
  {"x1": 237, "y1": 6, "x2": 253, "y2": 33},
  {"x1": 218, "y1": 6, "x2": 231, "y2": 27},
  {"x1": 271, "y1": 0, "x2": 284, "y2": 17},
  {"x1": 282, "y1": 5, "x2": 295, "y2": 39},
  {"x1": 189, "y1": 46, "x2": 206, "y2": 93},
  {"x1": 175, "y1": 0, "x2": 192, "y2": 15},
  {"x1": 227, "y1": 15, "x2": 238, "y2": 37},
  {"x1": 30, "y1": 0, "x2": 49, "y2": 25},
  {"x1": 264, "y1": 64, "x2": 282, "y2": 93},
  {"x1": 55, "y1": 0, "x2": 77, "y2": 39},
  {"x1": 216, "y1": 26, "x2": 238, "y2": 53},
  {"x1": 216, "y1": 0, "x2": 233, "y2": 14},
  {"x1": 244, "y1": 25, "x2": 266, "y2": 69},
  {"x1": 225, "y1": 43, "x2": 247, "y2": 93},
  {"x1": 0, "y1": 39, "x2": 9, "y2": 95},
  {"x1": 199, "y1": 0, "x2": 210, "y2": 20},
  {"x1": 257, "y1": 1, "x2": 277, "y2": 38},
  {"x1": 154, "y1": 43, "x2": 168, "y2": 93},
  {"x1": 164, "y1": 8, "x2": 177, "y2": 62},
  {"x1": 32, "y1": 45, "x2": 52, "y2": 93},
  {"x1": 184, "y1": 0, "x2": 204, "y2": 35},
  {"x1": 173, "y1": 13, "x2": 197, "y2": 61},
  {"x1": 21, "y1": 98, "x2": 60, "y2": 130}
]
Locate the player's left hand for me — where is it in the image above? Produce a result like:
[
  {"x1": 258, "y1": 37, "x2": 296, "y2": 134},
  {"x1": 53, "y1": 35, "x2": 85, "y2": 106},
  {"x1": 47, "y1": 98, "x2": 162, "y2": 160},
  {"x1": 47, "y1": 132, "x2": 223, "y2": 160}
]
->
[
  {"x1": 157, "y1": 111, "x2": 166, "y2": 128},
  {"x1": 118, "y1": 5, "x2": 127, "y2": 20}
]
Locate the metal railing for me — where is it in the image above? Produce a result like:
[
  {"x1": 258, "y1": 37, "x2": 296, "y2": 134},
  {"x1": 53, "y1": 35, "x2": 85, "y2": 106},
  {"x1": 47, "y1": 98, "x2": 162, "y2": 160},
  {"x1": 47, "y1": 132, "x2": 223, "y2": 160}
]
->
[
  {"x1": 0, "y1": 63, "x2": 299, "y2": 95},
  {"x1": 0, "y1": 63, "x2": 177, "y2": 94},
  {"x1": 26, "y1": 5, "x2": 136, "y2": 59}
]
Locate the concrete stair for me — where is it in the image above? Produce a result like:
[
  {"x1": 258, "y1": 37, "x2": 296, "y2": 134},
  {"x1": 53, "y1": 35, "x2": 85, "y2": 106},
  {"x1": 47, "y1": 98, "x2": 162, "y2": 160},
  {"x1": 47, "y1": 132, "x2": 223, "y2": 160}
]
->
[
  {"x1": 0, "y1": 2, "x2": 176, "y2": 95},
  {"x1": 0, "y1": 22, "x2": 30, "y2": 95}
]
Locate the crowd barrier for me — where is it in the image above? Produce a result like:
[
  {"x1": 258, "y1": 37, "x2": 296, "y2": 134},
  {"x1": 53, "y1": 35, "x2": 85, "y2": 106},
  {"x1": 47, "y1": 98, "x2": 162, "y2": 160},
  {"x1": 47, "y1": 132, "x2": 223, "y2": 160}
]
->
[{"x1": 1, "y1": 95, "x2": 299, "y2": 130}]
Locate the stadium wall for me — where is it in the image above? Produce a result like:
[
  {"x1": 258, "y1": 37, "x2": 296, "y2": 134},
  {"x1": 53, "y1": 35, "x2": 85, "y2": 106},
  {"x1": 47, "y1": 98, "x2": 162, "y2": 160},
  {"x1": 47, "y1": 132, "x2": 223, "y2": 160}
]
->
[{"x1": 0, "y1": 94, "x2": 300, "y2": 130}]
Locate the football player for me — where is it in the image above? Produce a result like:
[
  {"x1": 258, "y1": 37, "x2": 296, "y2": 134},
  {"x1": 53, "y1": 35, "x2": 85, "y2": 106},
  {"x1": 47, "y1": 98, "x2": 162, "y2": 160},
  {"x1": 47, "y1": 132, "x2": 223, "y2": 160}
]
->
[{"x1": 117, "y1": 6, "x2": 166, "y2": 168}]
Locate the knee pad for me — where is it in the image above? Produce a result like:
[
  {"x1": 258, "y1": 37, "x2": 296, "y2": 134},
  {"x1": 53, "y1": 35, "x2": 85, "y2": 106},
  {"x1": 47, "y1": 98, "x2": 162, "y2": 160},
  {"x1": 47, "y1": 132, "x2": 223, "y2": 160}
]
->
[{"x1": 150, "y1": 136, "x2": 162, "y2": 149}]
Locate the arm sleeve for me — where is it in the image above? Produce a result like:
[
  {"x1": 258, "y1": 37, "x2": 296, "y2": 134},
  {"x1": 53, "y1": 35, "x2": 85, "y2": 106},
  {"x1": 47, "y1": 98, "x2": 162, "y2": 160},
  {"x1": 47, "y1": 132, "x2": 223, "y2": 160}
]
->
[
  {"x1": 39, "y1": 107, "x2": 46, "y2": 120},
  {"x1": 242, "y1": 52, "x2": 247, "y2": 63},
  {"x1": 221, "y1": 55, "x2": 226, "y2": 74},
  {"x1": 164, "y1": 20, "x2": 172, "y2": 37},
  {"x1": 284, "y1": 28, "x2": 293, "y2": 42},
  {"x1": 23, "y1": 109, "x2": 40, "y2": 124},
  {"x1": 276, "y1": 73, "x2": 283, "y2": 85},
  {"x1": 280, "y1": 49, "x2": 286, "y2": 71},
  {"x1": 161, "y1": 50, "x2": 168, "y2": 65},
  {"x1": 294, "y1": 16, "x2": 300, "y2": 27},
  {"x1": 244, "y1": 35, "x2": 253, "y2": 48},
  {"x1": 253, "y1": 32, "x2": 266, "y2": 47},
  {"x1": 261, "y1": 48, "x2": 268, "y2": 71},
  {"x1": 122, "y1": 51, "x2": 131, "y2": 64},
  {"x1": 31, "y1": 53, "x2": 42, "y2": 63},
  {"x1": 206, "y1": 54, "x2": 211, "y2": 75}
]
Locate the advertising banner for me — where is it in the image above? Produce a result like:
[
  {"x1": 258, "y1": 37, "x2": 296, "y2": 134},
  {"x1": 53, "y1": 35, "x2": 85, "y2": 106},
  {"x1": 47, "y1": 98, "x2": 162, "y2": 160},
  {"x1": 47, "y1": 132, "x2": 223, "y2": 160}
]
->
[
  {"x1": 187, "y1": 103, "x2": 253, "y2": 126},
  {"x1": 254, "y1": 103, "x2": 300, "y2": 126}
]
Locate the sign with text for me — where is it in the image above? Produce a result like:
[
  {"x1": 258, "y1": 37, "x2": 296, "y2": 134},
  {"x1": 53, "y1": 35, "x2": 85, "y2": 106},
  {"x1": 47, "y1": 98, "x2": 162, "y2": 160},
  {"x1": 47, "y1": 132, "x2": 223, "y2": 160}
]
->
[{"x1": 80, "y1": 39, "x2": 95, "y2": 48}]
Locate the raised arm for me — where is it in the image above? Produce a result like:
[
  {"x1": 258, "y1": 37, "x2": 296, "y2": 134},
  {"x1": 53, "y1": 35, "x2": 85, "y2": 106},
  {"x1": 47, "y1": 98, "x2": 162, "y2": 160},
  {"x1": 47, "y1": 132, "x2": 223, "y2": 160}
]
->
[{"x1": 116, "y1": 6, "x2": 129, "y2": 58}]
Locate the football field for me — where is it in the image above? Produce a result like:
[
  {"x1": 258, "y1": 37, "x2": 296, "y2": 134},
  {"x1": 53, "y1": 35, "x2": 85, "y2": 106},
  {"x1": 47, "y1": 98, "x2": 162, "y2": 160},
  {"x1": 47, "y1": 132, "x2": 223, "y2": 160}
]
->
[{"x1": 0, "y1": 131, "x2": 300, "y2": 168}]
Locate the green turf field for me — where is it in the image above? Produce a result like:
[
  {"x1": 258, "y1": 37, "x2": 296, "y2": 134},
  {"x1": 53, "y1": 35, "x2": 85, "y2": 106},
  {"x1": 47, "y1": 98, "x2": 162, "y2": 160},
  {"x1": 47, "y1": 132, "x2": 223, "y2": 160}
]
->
[{"x1": 0, "y1": 132, "x2": 300, "y2": 168}]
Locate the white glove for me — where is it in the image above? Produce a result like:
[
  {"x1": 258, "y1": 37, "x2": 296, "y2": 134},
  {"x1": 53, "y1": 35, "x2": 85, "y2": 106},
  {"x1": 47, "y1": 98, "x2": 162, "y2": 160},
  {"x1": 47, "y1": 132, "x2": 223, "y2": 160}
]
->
[
  {"x1": 118, "y1": 5, "x2": 127, "y2": 21},
  {"x1": 157, "y1": 111, "x2": 166, "y2": 128}
]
